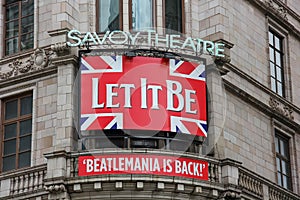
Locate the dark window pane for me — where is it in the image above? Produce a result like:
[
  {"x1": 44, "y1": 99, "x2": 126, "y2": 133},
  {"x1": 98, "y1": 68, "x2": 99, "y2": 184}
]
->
[
  {"x1": 6, "y1": 4, "x2": 19, "y2": 21},
  {"x1": 21, "y1": 15, "x2": 34, "y2": 34},
  {"x1": 3, "y1": 155, "x2": 16, "y2": 172},
  {"x1": 6, "y1": 20, "x2": 19, "y2": 38},
  {"x1": 281, "y1": 160, "x2": 287, "y2": 175},
  {"x1": 280, "y1": 139, "x2": 286, "y2": 156},
  {"x1": 4, "y1": 139, "x2": 16, "y2": 155},
  {"x1": 5, "y1": 99, "x2": 18, "y2": 120},
  {"x1": 6, "y1": 0, "x2": 19, "y2": 4},
  {"x1": 165, "y1": 0, "x2": 182, "y2": 33},
  {"x1": 94, "y1": 138, "x2": 124, "y2": 148},
  {"x1": 4, "y1": 123, "x2": 17, "y2": 139},
  {"x1": 277, "y1": 173, "x2": 282, "y2": 186},
  {"x1": 283, "y1": 175, "x2": 288, "y2": 189},
  {"x1": 18, "y1": 151, "x2": 31, "y2": 168},
  {"x1": 5, "y1": 37, "x2": 19, "y2": 55},
  {"x1": 276, "y1": 157, "x2": 281, "y2": 172},
  {"x1": 99, "y1": 0, "x2": 120, "y2": 32},
  {"x1": 19, "y1": 135, "x2": 32, "y2": 151},
  {"x1": 169, "y1": 140, "x2": 189, "y2": 151},
  {"x1": 21, "y1": 33, "x2": 34, "y2": 50},
  {"x1": 275, "y1": 136, "x2": 279, "y2": 153},
  {"x1": 20, "y1": 95, "x2": 32, "y2": 115},
  {"x1": 20, "y1": 119, "x2": 32, "y2": 136},
  {"x1": 131, "y1": 139, "x2": 157, "y2": 148},
  {"x1": 22, "y1": 0, "x2": 34, "y2": 16}
]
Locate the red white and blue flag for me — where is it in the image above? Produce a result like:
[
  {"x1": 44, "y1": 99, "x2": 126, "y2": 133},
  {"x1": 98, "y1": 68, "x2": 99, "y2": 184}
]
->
[{"x1": 80, "y1": 56, "x2": 207, "y2": 137}]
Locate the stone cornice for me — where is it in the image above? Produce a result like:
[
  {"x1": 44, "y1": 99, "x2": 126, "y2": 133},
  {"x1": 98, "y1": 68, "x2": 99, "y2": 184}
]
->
[
  {"x1": 223, "y1": 79, "x2": 300, "y2": 131},
  {"x1": 0, "y1": 66, "x2": 57, "y2": 90},
  {"x1": 225, "y1": 63, "x2": 300, "y2": 116},
  {"x1": 272, "y1": 0, "x2": 300, "y2": 22},
  {"x1": 246, "y1": 0, "x2": 300, "y2": 39},
  {"x1": 51, "y1": 55, "x2": 78, "y2": 66}
]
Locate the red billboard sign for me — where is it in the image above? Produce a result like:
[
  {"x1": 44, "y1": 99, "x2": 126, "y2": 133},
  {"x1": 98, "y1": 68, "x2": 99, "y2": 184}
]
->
[
  {"x1": 78, "y1": 154, "x2": 208, "y2": 180},
  {"x1": 80, "y1": 56, "x2": 207, "y2": 136}
]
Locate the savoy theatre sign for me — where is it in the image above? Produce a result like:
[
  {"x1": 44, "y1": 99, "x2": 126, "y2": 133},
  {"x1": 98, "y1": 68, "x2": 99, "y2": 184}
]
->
[{"x1": 67, "y1": 29, "x2": 225, "y2": 57}]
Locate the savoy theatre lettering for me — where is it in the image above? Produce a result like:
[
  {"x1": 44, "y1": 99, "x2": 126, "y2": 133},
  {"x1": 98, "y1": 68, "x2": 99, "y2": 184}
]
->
[
  {"x1": 68, "y1": 30, "x2": 225, "y2": 57},
  {"x1": 80, "y1": 56, "x2": 207, "y2": 136},
  {"x1": 78, "y1": 154, "x2": 208, "y2": 180}
]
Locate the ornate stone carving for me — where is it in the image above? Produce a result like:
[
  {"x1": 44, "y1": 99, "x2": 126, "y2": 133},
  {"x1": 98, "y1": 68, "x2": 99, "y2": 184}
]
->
[
  {"x1": 269, "y1": 97, "x2": 294, "y2": 120},
  {"x1": 0, "y1": 48, "x2": 56, "y2": 81},
  {"x1": 266, "y1": 0, "x2": 288, "y2": 20},
  {"x1": 51, "y1": 42, "x2": 70, "y2": 53},
  {"x1": 44, "y1": 184, "x2": 66, "y2": 193},
  {"x1": 220, "y1": 191, "x2": 242, "y2": 199}
]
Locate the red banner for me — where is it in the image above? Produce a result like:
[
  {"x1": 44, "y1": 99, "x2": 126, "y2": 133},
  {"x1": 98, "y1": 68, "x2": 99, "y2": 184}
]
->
[
  {"x1": 78, "y1": 154, "x2": 208, "y2": 180},
  {"x1": 80, "y1": 56, "x2": 207, "y2": 136}
]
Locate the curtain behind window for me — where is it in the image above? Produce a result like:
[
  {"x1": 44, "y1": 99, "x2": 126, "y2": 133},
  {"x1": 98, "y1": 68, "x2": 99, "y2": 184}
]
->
[
  {"x1": 99, "y1": 0, "x2": 120, "y2": 32},
  {"x1": 132, "y1": 0, "x2": 153, "y2": 31}
]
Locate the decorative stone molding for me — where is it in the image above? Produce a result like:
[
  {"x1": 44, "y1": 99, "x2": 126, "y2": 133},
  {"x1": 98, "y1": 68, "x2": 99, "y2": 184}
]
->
[
  {"x1": 51, "y1": 42, "x2": 70, "y2": 53},
  {"x1": 0, "y1": 48, "x2": 56, "y2": 81},
  {"x1": 269, "y1": 97, "x2": 294, "y2": 120},
  {"x1": 220, "y1": 191, "x2": 241, "y2": 199},
  {"x1": 239, "y1": 171, "x2": 263, "y2": 197},
  {"x1": 266, "y1": 0, "x2": 288, "y2": 20},
  {"x1": 269, "y1": 186, "x2": 299, "y2": 200},
  {"x1": 44, "y1": 184, "x2": 66, "y2": 193}
]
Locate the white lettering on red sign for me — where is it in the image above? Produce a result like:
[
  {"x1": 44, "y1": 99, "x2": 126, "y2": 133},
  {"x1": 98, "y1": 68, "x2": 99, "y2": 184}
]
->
[{"x1": 79, "y1": 155, "x2": 208, "y2": 180}]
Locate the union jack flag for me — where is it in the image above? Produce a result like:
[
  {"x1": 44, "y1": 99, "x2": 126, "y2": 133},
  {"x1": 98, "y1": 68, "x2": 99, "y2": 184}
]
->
[{"x1": 80, "y1": 56, "x2": 207, "y2": 137}]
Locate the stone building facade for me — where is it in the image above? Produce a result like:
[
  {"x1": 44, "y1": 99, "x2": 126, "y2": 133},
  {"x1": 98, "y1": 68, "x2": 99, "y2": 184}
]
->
[{"x1": 0, "y1": 0, "x2": 299, "y2": 199}]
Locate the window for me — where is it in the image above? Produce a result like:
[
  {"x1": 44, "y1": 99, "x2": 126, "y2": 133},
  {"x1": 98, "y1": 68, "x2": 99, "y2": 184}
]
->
[
  {"x1": 4, "y1": 0, "x2": 34, "y2": 56},
  {"x1": 275, "y1": 133, "x2": 292, "y2": 190},
  {"x1": 269, "y1": 30, "x2": 284, "y2": 97},
  {"x1": 1, "y1": 93, "x2": 33, "y2": 172},
  {"x1": 164, "y1": 0, "x2": 184, "y2": 34},
  {"x1": 81, "y1": 130, "x2": 201, "y2": 153},
  {"x1": 130, "y1": 0, "x2": 154, "y2": 31},
  {"x1": 97, "y1": 0, "x2": 122, "y2": 32}
]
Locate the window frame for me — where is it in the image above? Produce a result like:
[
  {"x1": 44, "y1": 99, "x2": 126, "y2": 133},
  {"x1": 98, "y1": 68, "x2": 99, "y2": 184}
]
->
[
  {"x1": 3, "y1": 0, "x2": 34, "y2": 56},
  {"x1": 129, "y1": 0, "x2": 157, "y2": 31},
  {"x1": 163, "y1": 0, "x2": 185, "y2": 34},
  {"x1": 268, "y1": 29, "x2": 285, "y2": 97},
  {"x1": 0, "y1": 92, "x2": 33, "y2": 173},
  {"x1": 274, "y1": 131, "x2": 292, "y2": 190},
  {"x1": 96, "y1": 0, "x2": 123, "y2": 33}
]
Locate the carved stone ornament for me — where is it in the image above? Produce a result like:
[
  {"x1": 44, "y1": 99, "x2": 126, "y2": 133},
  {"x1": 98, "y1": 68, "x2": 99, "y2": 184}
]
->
[
  {"x1": 266, "y1": 0, "x2": 288, "y2": 20},
  {"x1": 220, "y1": 191, "x2": 242, "y2": 199},
  {"x1": 0, "y1": 48, "x2": 56, "y2": 81},
  {"x1": 269, "y1": 97, "x2": 294, "y2": 120},
  {"x1": 50, "y1": 42, "x2": 70, "y2": 53},
  {"x1": 44, "y1": 184, "x2": 66, "y2": 193}
]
